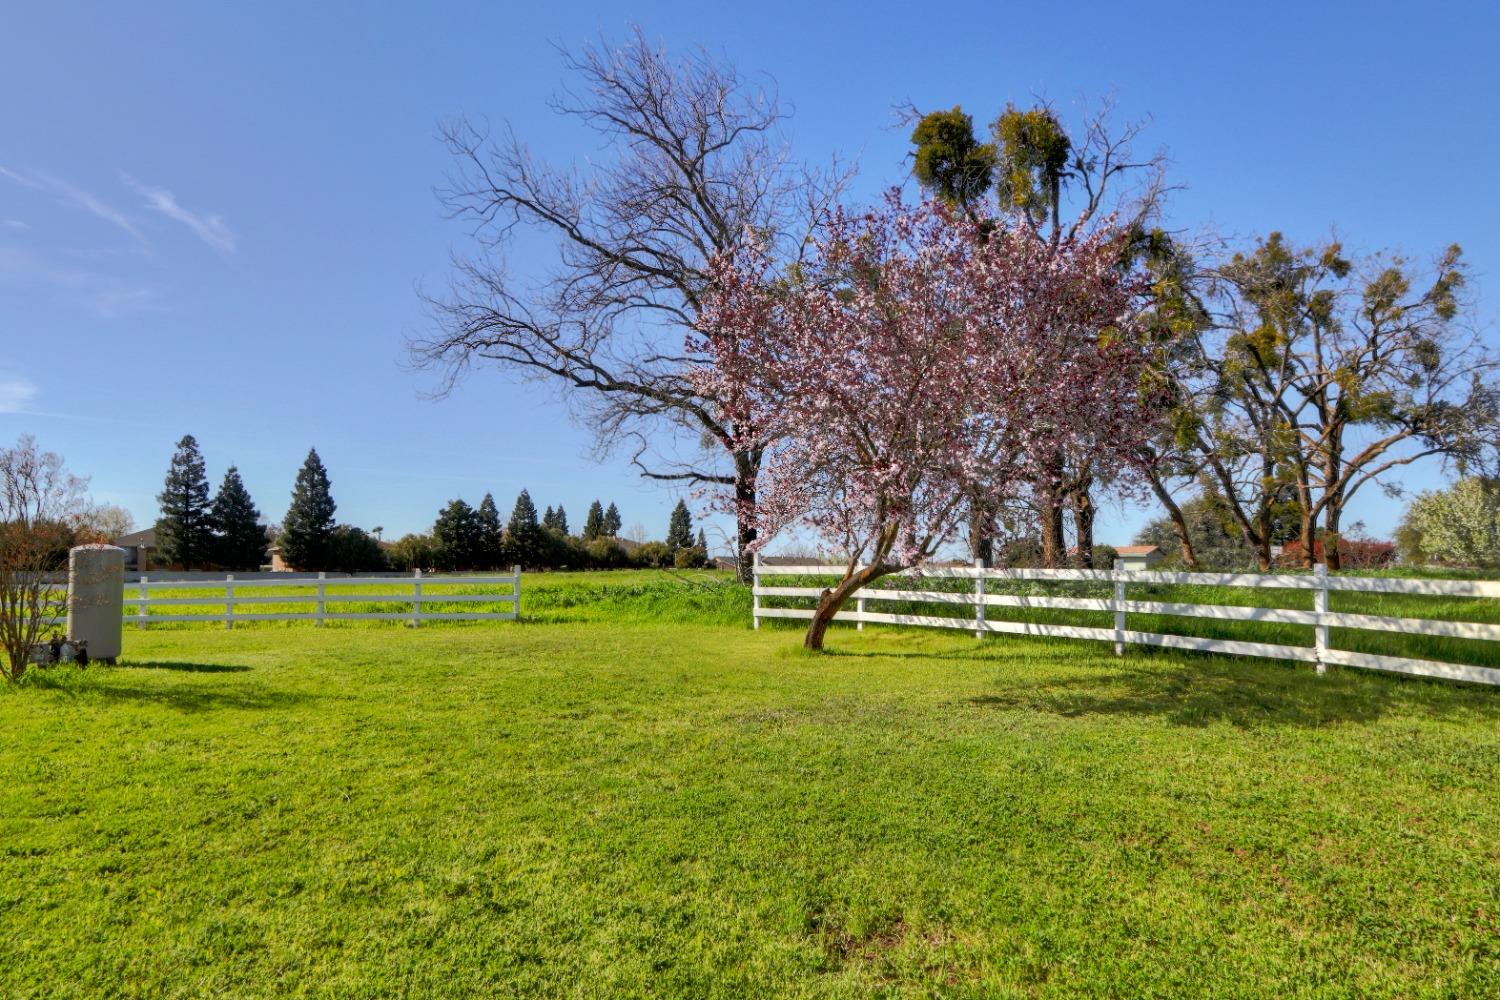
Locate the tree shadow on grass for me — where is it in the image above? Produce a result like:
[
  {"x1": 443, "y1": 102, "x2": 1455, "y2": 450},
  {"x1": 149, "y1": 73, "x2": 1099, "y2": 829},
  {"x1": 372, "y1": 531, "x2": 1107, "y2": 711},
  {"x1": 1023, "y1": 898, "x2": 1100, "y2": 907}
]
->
[
  {"x1": 78, "y1": 684, "x2": 320, "y2": 713},
  {"x1": 120, "y1": 660, "x2": 252, "y2": 673},
  {"x1": 964, "y1": 649, "x2": 1500, "y2": 729}
]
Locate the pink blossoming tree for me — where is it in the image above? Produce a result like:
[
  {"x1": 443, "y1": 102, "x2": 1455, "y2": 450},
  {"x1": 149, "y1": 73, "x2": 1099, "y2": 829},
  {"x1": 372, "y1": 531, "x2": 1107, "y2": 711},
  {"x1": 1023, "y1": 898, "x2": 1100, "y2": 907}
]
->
[{"x1": 694, "y1": 194, "x2": 1164, "y2": 649}]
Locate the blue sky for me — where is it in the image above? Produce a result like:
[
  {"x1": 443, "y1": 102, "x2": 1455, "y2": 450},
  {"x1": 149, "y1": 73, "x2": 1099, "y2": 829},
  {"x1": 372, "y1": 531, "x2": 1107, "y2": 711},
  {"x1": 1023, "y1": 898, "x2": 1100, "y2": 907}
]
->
[{"x1": 2, "y1": 1, "x2": 1497, "y2": 551}]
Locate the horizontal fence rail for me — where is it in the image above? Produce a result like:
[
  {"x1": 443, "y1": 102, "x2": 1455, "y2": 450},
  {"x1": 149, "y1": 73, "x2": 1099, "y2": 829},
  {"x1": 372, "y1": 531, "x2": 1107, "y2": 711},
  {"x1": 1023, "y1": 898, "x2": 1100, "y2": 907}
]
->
[
  {"x1": 751, "y1": 557, "x2": 1500, "y2": 687},
  {"x1": 124, "y1": 569, "x2": 521, "y2": 627}
]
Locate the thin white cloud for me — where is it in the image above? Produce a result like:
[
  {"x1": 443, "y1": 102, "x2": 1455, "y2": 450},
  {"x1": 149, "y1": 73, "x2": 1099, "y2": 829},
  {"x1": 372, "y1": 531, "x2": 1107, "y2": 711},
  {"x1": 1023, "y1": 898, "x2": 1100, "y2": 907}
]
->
[
  {"x1": 0, "y1": 372, "x2": 38, "y2": 413},
  {"x1": 124, "y1": 176, "x2": 236, "y2": 252},
  {"x1": 3, "y1": 219, "x2": 29, "y2": 230},
  {"x1": 0, "y1": 165, "x2": 143, "y2": 240},
  {"x1": 0, "y1": 243, "x2": 158, "y2": 317}
]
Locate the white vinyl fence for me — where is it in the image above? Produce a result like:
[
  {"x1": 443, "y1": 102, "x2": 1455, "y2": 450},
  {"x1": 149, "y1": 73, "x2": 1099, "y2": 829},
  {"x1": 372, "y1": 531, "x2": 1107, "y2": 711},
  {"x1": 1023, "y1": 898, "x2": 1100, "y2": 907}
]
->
[
  {"x1": 752, "y1": 557, "x2": 1500, "y2": 687},
  {"x1": 124, "y1": 568, "x2": 521, "y2": 627}
]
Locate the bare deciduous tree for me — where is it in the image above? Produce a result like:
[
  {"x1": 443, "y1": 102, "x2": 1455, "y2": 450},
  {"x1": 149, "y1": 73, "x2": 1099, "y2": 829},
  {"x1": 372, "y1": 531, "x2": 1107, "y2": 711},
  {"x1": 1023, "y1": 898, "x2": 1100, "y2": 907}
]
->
[
  {"x1": 1, "y1": 436, "x2": 87, "y2": 681},
  {"x1": 412, "y1": 29, "x2": 846, "y2": 581}
]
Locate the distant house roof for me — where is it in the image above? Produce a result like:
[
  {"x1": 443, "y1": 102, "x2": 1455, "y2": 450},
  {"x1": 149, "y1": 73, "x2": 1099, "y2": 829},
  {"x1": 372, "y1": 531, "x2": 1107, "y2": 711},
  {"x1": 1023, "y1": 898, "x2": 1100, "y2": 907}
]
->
[
  {"x1": 1116, "y1": 545, "x2": 1161, "y2": 556},
  {"x1": 115, "y1": 527, "x2": 156, "y2": 548}
]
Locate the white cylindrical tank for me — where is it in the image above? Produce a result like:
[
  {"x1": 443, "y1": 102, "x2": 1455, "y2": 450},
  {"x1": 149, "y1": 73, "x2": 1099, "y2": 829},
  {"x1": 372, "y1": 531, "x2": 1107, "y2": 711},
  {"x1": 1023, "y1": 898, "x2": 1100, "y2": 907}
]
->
[{"x1": 67, "y1": 544, "x2": 125, "y2": 663}]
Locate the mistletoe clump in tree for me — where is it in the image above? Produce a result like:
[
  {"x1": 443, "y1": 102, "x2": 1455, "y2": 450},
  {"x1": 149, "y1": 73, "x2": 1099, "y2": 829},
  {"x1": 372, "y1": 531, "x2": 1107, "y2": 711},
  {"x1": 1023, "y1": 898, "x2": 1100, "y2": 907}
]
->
[{"x1": 696, "y1": 195, "x2": 1162, "y2": 648}]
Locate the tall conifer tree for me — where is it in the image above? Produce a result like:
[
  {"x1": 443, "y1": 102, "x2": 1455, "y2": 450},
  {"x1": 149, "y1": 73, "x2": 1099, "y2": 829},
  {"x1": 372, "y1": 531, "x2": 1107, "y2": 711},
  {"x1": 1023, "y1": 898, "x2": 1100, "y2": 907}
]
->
[
  {"x1": 434, "y1": 499, "x2": 483, "y2": 570},
  {"x1": 477, "y1": 492, "x2": 504, "y2": 567},
  {"x1": 280, "y1": 448, "x2": 337, "y2": 570},
  {"x1": 210, "y1": 466, "x2": 267, "y2": 570},
  {"x1": 507, "y1": 490, "x2": 542, "y2": 567},
  {"x1": 666, "y1": 500, "x2": 694, "y2": 551},
  {"x1": 155, "y1": 434, "x2": 214, "y2": 569},
  {"x1": 583, "y1": 500, "x2": 606, "y2": 540},
  {"x1": 603, "y1": 502, "x2": 622, "y2": 537}
]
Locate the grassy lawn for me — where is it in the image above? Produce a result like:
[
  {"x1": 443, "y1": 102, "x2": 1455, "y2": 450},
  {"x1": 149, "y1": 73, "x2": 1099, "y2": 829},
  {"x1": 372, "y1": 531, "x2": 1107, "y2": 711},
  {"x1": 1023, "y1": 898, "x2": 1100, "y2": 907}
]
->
[{"x1": 3, "y1": 572, "x2": 1498, "y2": 997}]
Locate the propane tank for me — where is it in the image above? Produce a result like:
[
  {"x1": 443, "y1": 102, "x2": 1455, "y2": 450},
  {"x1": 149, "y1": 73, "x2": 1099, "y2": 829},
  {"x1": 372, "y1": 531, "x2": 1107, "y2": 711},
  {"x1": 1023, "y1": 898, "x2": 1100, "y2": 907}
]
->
[{"x1": 67, "y1": 544, "x2": 124, "y2": 664}]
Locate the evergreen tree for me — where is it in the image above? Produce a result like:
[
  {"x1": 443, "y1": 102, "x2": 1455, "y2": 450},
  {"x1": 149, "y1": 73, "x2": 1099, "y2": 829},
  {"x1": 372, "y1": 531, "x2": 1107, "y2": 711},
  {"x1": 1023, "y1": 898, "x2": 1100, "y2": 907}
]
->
[
  {"x1": 603, "y1": 502, "x2": 622, "y2": 536},
  {"x1": 583, "y1": 500, "x2": 606, "y2": 540},
  {"x1": 279, "y1": 448, "x2": 337, "y2": 570},
  {"x1": 696, "y1": 528, "x2": 707, "y2": 552},
  {"x1": 477, "y1": 492, "x2": 504, "y2": 568},
  {"x1": 433, "y1": 499, "x2": 484, "y2": 570},
  {"x1": 553, "y1": 505, "x2": 569, "y2": 536},
  {"x1": 542, "y1": 505, "x2": 556, "y2": 531},
  {"x1": 507, "y1": 489, "x2": 543, "y2": 567},
  {"x1": 666, "y1": 499, "x2": 694, "y2": 551},
  {"x1": 210, "y1": 466, "x2": 267, "y2": 570},
  {"x1": 155, "y1": 434, "x2": 214, "y2": 569}
]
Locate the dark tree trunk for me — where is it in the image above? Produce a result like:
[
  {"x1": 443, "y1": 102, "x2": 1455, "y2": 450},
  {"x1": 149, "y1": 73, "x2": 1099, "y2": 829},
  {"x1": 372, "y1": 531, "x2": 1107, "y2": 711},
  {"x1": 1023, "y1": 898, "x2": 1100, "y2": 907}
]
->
[
  {"x1": 804, "y1": 563, "x2": 896, "y2": 650},
  {"x1": 970, "y1": 505, "x2": 993, "y2": 567},
  {"x1": 1040, "y1": 500, "x2": 1066, "y2": 568},
  {"x1": 1072, "y1": 488, "x2": 1095, "y2": 568},
  {"x1": 1324, "y1": 504, "x2": 1343, "y2": 571}
]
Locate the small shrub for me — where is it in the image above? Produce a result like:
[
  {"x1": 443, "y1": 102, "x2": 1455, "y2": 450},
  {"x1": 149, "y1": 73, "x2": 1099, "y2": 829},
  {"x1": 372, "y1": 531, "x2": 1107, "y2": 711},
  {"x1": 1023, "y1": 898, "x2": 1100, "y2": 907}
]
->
[
  {"x1": 633, "y1": 541, "x2": 671, "y2": 569},
  {"x1": 585, "y1": 538, "x2": 630, "y2": 569},
  {"x1": 673, "y1": 546, "x2": 708, "y2": 569}
]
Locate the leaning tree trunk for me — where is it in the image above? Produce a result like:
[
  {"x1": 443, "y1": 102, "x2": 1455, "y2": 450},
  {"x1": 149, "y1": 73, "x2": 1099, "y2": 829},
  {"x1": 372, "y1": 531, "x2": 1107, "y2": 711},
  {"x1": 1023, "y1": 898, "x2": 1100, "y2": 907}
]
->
[
  {"x1": 1072, "y1": 488, "x2": 1096, "y2": 569},
  {"x1": 1145, "y1": 474, "x2": 1198, "y2": 569},
  {"x1": 804, "y1": 563, "x2": 896, "y2": 650}
]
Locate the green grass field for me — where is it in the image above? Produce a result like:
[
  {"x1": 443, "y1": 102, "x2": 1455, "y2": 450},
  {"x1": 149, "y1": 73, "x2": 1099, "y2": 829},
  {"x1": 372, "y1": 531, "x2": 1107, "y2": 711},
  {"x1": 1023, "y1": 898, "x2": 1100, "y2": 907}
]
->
[{"x1": 3, "y1": 570, "x2": 1498, "y2": 997}]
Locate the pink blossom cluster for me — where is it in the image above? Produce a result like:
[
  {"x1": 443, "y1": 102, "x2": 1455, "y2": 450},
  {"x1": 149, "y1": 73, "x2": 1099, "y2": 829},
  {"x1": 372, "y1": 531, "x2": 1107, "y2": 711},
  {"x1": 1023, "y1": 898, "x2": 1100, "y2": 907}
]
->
[{"x1": 693, "y1": 192, "x2": 1163, "y2": 571}]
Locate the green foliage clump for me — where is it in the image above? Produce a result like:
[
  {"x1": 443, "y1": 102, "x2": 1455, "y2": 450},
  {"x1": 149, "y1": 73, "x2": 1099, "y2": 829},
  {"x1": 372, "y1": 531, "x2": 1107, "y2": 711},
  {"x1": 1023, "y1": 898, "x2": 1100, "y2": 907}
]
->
[
  {"x1": 386, "y1": 533, "x2": 436, "y2": 572},
  {"x1": 909, "y1": 106, "x2": 996, "y2": 211},
  {"x1": 328, "y1": 525, "x2": 387, "y2": 574},
  {"x1": 991, "y1": 105, "x2": 1072, "y2": 220}
]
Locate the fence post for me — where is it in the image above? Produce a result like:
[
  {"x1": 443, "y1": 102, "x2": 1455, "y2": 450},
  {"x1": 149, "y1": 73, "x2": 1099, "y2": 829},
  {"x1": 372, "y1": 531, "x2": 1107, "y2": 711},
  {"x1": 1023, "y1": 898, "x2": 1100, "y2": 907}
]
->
[
  {"x1": 316, "y1": 571, "x2": 326, "y2": 628},
  {"x1": 1113, "y1": 559, "x2": 1126, "y2": 657},
  {"x1": 138, "y1": 575, "x2": 148, "y2": 630},
  {"x1": 974, "y1": 557, "x2": 986, "y2": 639},
  {"x1": 1314, "y1": 562, "x2": 1328, "y2": 674},
  {"x1": 225, "y1": 574, "x2": 235, "y2": 630},
  {"x1": 412, "y1": 568, "x2": 422, "y2": 627},
  {"x1": 512, "y1": 565, "x2": 521, "y2": 620},
  {"x1": 752, "y1": 551, "x2": 761, "y2": 630},
  {"x1": 856, "y1": 594, "x2": 866, "y2": 631}
]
